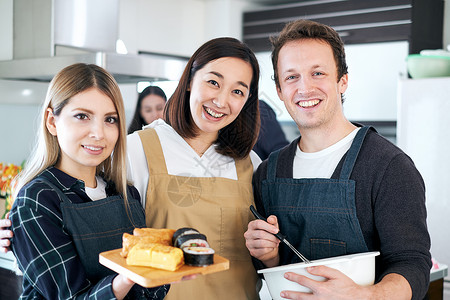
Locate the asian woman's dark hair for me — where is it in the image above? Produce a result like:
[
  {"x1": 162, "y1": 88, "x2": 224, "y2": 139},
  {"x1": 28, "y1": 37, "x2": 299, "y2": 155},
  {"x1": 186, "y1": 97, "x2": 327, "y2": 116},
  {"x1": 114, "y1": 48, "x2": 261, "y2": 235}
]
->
[
  {"x1": 127, "y1": 85, "x2": 167, "y2": 134},
  {"x1": 164, "y1": 37, "x2": 260, "y2": 159}
]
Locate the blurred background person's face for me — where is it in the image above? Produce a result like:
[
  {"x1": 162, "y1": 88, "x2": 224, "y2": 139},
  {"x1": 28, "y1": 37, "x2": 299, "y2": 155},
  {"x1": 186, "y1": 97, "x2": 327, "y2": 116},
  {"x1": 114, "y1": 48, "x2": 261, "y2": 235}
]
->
[{"x1": 140, "y1": 94, "x2": 166, "y2": 124}]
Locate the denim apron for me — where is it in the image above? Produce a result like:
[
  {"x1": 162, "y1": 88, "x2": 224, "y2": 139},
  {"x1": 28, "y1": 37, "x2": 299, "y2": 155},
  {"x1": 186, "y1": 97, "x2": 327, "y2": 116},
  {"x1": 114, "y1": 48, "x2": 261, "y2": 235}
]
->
[
  {"x1": 261, "y1": 127, "x2": 370, "y2": 265},
  {"x1": 38, "y1": 177, "x2": 168, "y2": 299}
]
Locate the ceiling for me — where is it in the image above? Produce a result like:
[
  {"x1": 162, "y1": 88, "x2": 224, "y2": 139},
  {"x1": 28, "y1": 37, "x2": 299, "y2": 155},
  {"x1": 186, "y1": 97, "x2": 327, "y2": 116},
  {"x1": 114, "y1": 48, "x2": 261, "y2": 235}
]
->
[
  {"x1": 199, "y1": 0, "x2": 317, "y2": 5},
  {"x1": 243, "y1": 0, "x2": 315, "y2": 4}
]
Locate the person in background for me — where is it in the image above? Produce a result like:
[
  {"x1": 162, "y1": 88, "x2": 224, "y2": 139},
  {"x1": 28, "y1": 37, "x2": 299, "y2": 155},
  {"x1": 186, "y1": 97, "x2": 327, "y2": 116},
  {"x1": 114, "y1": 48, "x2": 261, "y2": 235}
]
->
[
  {"x1": 127, "y1": 85, "x2": 167, "y2": 134},
  {"x1": 9, "y1": 63, "x2": 168, "y2": 299},
  {"x1": 127, "y1": 37, "x2": 262, "y2": 299},
  {"x1": 253, "y1": 99, "x2": 289, "y2": 160},
  {"x1": 244, "y1": 19, "x2": 431, "y2": 299}
]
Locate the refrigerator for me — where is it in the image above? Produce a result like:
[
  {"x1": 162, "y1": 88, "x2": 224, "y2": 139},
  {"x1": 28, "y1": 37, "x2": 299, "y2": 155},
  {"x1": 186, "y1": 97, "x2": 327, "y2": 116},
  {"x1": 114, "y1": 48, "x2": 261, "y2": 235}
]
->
[{"x1": 397, "y1": 77, "x2": 450, "y2": 292}]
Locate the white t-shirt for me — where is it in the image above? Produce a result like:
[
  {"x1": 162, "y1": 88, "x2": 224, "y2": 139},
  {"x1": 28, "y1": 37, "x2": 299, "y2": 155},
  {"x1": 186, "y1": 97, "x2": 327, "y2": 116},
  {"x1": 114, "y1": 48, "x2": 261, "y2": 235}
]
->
[
  {"x1": 293, "y1": 128, "x2": 360, "y2": 179},
  {"x1": 85, "y1": 176, "x2": 107, "y2": 201},
  {"x1": 127, "y1": 119, "x2": 262, "y2": 206}
]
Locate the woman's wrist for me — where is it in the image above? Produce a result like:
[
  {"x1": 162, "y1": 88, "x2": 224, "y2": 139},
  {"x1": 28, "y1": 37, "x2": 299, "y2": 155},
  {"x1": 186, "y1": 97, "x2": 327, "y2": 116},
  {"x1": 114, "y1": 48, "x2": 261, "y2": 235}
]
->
[{"x1": 112, "y1": 274, "x2": 135, "y2": 300}]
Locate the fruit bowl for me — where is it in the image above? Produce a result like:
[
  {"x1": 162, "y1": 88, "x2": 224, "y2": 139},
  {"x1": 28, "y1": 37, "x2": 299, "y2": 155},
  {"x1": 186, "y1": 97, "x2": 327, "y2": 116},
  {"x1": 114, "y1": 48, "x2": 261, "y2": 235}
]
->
[{"x1": 406, "y1": 54, "x2": 450, "y2": 79}]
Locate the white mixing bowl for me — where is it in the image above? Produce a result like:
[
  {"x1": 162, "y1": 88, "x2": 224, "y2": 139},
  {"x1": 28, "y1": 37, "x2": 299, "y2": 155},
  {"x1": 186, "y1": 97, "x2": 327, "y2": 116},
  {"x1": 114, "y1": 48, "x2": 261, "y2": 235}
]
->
[{"x1": 258, "y1": 251, "x2": 380, "y2": 300}]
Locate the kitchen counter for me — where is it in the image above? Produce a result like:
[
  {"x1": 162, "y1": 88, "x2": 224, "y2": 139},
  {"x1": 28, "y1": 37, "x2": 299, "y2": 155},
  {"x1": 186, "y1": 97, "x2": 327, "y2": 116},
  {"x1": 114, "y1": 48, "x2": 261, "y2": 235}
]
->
[
  {"x1": 426, "y1": 264, "x2": 448, "y2": 300},
  {"x1": 431, "y1": 264, "x2": 448, "y2": 282}
]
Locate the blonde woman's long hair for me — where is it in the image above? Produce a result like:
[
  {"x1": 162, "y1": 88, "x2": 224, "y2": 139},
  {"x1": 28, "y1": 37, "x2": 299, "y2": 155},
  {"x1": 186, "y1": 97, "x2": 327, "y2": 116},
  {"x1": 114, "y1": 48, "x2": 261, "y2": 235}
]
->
[{"x1": 13, "y1": 63, "x2": 129, "y2": 203}]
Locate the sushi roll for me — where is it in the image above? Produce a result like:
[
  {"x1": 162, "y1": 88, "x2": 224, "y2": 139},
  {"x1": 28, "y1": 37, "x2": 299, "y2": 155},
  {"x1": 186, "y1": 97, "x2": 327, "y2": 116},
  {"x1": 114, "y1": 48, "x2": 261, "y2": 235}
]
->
[
  {"x1": 183, "y1": 246, "x2": 215, "y2": 266},
  {"x1": 174, "y1": 233, "x2": 209, "y2": 249},
  {"x1": 172, "y1": 227, "x2": 199, "y2": 245}
]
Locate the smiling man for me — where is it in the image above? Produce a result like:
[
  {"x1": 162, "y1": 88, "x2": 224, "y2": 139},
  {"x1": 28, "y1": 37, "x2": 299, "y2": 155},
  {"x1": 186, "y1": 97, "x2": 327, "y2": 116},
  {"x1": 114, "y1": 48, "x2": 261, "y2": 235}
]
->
[{"x1": 244, "y1": 19, "x2": 431, "y2": 299}]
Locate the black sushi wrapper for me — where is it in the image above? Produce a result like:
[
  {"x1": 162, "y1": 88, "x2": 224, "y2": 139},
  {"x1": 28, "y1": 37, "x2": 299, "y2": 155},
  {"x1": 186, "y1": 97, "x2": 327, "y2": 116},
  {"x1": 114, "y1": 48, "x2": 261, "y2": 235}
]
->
[
  {"x1": 183, "y1": 247, "x2": 215, "y2": 267},
  {"x1": 172, "y1": 227, "x2": 199, "y2": 245},
  {"x1": 174, "y1": 233, "x2": 207, "y2": 248}
]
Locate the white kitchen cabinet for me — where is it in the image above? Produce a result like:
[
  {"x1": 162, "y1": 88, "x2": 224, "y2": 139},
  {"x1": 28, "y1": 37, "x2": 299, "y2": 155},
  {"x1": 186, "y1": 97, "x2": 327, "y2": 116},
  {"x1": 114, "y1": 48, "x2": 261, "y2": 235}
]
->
[{"x1": 397, "y1": 77, "x2": 450, "y2": 270}]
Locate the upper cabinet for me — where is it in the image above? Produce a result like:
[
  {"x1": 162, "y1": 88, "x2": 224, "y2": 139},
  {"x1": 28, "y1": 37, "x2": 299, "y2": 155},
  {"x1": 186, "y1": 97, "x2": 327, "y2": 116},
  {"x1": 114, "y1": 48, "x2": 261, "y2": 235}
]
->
[{"x1": 242, "y1": 0, "x2": 444, "y2": 54}]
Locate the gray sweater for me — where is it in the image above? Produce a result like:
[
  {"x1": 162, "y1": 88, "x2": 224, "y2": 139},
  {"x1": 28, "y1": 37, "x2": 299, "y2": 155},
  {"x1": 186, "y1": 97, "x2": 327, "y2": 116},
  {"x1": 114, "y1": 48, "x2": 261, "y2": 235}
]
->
[{"x1": 252, "y1": 127, "x2": 432, "y2": 300}]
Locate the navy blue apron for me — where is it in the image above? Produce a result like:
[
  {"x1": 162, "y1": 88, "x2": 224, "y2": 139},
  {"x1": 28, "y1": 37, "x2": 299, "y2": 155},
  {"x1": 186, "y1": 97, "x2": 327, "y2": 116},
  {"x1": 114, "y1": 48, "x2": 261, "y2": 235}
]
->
[
  {"x1": 261, "y1": 127, "x2": 370, "y2": 265},
  {"x1": 39, "y1": 178, "x2": 168, "y2": 299}
]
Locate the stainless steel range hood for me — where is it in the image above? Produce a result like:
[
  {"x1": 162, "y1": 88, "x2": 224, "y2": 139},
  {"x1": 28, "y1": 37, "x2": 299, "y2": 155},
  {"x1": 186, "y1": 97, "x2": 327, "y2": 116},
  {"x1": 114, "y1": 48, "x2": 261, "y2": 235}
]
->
[
  {"x1": 0, "y1": 0, "x2": 187, "y2": 83},
  {"x1": 0, "y1": 52, "x2": 188, "y2": 83}
]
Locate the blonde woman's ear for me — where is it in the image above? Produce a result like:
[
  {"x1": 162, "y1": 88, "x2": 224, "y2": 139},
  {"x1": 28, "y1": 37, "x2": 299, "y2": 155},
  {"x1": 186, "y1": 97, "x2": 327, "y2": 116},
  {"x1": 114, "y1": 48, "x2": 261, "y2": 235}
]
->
[{"x1": 46, "y1": 108, "x2": 58, "y2": 136}]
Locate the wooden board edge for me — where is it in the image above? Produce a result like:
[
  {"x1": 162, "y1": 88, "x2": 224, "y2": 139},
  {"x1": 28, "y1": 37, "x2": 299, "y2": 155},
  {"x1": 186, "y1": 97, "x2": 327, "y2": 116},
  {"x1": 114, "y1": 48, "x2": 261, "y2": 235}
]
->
[{"x1": 99, "y1": 250, "x2": 230, "y2": 288}]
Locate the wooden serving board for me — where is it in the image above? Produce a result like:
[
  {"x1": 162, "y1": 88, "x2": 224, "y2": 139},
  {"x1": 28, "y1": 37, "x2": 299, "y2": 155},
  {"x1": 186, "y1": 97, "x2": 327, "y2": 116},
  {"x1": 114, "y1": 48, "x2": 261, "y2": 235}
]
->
[{"x1": 99, "y1": 249, "x2": 230, "y2": 288}]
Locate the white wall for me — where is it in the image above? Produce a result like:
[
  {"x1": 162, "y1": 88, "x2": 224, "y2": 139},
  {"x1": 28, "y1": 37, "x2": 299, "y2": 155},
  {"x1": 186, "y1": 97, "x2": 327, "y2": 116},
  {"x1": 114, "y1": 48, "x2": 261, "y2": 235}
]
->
[
  {"x1": 203, "y1": 0, "x2": 253, "y2": 40},
  {"x1": 118, "y1": 0, "x2": 206, "y2": 57},
  {"x1": 118, "y1": 0, "x2": 253, "y2": 57},
  {"x1": 255, "y1": 52, "x2": 288, "y2": 120},
  {"x1": 0, "y1": 0, "x2": 13, "y2": 60},
  {"x1": 344, "y1": 41, "x2": 408, "y2": 121},
  {"x1": 0, "y1": 80, "x2": 48, "y2": 165}
]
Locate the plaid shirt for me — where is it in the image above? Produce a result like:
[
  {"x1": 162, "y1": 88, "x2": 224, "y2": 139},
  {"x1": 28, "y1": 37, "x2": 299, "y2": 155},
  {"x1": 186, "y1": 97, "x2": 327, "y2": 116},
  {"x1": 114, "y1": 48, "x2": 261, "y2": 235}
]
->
[{"x1": 10, "y1": 167, "x2": 140, "y2": 299}]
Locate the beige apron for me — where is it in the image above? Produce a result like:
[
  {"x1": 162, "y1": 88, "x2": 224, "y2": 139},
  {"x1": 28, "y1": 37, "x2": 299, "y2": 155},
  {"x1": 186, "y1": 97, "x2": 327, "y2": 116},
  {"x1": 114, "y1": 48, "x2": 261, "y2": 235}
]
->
[{"x1": 138, "y1": 128, "x2": 260, "y2": 300}]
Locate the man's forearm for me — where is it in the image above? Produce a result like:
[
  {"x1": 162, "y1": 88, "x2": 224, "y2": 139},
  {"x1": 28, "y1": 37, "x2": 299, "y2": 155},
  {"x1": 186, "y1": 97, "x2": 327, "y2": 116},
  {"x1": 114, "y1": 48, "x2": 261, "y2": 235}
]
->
[{"x1": 366, "y1": 273, "x2": 412, "y2": 300}]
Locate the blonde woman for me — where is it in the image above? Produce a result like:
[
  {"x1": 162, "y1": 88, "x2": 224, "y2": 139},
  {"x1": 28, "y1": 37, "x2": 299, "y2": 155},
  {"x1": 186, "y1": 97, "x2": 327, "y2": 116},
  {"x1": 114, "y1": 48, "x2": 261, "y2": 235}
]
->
[{"x1": 8, "y1": 63, "x2": 168, "y2": 299}]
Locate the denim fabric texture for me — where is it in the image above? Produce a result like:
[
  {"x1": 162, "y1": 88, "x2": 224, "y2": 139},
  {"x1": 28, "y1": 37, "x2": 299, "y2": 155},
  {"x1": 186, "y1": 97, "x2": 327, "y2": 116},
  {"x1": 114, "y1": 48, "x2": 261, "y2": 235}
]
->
[
  {"x1": 261, "y1": 127, "x2": 370, "y2": 264},
  {"x1": 11, "y1": 167, "x2": 168, "y2": 299}
]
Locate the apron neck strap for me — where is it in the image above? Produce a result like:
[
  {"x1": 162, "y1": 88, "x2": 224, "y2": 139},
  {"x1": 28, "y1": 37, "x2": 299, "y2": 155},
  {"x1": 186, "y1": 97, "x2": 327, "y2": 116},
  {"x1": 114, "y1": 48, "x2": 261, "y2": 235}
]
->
[
  {"x1": 37, "y1": 177, "x2": 70, "y2": 203},
  {"x1": 138, "y1": 128, "x2": 168, "y2": 175},
  {"x1": 267, "y1": 150, "x2": 281, "y2": 180},
  {"x1": 235, "y1": 155, "x2": 253, "y2": 181},
  {"x1": 339, "y1": 126, "x2": 371, "y2": 180}
]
